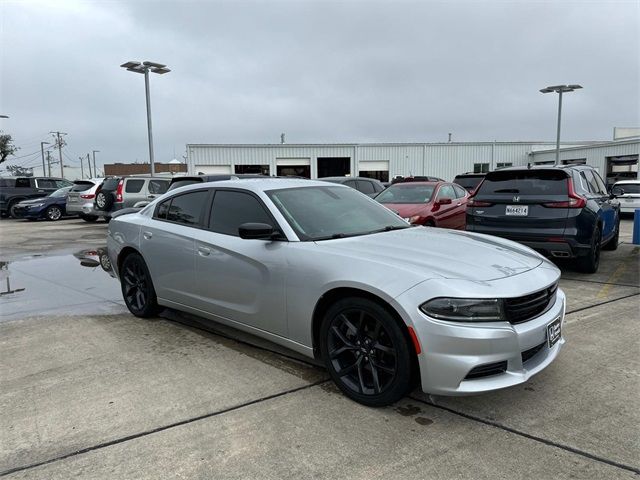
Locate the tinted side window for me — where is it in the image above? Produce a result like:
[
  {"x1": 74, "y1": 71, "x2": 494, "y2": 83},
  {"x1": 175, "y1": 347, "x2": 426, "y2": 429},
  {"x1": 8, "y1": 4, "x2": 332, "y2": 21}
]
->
[
  {"x1": 453, "y1": 185, "x2": 467, "y2": 198},
  {"x1": 125, "y1": 179, "x2": 145, "y2": 193},
  {"x1": 437, "y1": 185, "x2": 456, "y2": 200},
  {"x1": 56, "y1": 179, "x2": 73, "y2": 188},
  {"x1": 582, "y1": 170, "x2": 601, "y2": 195},
  {"x1": 164, "y1": 191, "x2": 207, "y2": 226},
  {"x1": 149, "y1": 179, "x2": 169, "y2": 194},
  {"x1": 210, "y1": 190, "x2": 273, "y2": 236},
  {"x1": 343, "y1": 180, "x2": 358, "y2": 189},
  {"x1": 357, "y1": 180, "x2": 375, "y2": 194},
  {"x1": 593, "y1": 172, "x2": 607, "y2": 194},
  {"x1": 156, "y1": 199, "x2": 170, "y2": 219},
  {"x1": 36, "y1": 179, "x2": 56, "y2": 189}
]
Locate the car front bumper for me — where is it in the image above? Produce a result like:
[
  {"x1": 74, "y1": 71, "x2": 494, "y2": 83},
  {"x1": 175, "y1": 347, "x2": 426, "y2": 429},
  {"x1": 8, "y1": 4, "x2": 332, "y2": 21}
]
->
[
  {"x1": 395, "y1": 271, "x2": 565, "y2": 396},
  {"x1": 12, "y1": 205, "x2": 46, "y2": 218}
]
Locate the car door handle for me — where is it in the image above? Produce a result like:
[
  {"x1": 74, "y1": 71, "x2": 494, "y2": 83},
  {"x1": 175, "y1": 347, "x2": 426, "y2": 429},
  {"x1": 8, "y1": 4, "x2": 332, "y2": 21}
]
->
[
  {"x1": 457, "y1": 203, "x2": 462, "y2": 206},
  {"x1": 143, "y1": 231, "x2": 153, "y2": 240},
  {"x1": 147, "y1": 195, "x2": 155, "y2": 199},
  {"x1": 197, "y1": 246, "x2": 211, "y2": 256}
]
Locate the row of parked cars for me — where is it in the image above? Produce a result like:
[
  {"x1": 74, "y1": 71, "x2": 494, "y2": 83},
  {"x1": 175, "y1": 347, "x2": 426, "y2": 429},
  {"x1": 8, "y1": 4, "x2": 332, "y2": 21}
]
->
[{"x1": 1, "y1": 167, "x2": 639, "y2": 272}]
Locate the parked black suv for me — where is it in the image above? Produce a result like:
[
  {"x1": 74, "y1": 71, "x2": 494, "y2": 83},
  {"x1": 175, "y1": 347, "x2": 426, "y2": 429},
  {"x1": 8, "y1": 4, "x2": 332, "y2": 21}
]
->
[
  {"x1": 453, "y1": 172, "x2": 485, "y2": 192},
  {"x1": 0, "y1": 177, "x2": 73, "y2": 218},
  {"x1": 466, "y1": 165, "x2": 620, "y2": 273}
]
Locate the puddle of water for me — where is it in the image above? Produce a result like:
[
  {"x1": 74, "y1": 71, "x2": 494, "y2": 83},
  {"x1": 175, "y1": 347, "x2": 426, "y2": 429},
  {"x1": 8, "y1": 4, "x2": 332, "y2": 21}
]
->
[{"x1": 0, "y1": 248, "x2": 125, "y2": 321}]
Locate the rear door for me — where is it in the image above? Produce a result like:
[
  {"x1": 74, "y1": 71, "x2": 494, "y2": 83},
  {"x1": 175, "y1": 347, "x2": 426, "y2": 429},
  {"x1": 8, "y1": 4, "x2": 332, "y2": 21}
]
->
[
  {"x1": 146, "y1": 179, "x2": 170, "y2": 202},
  {"x1": 452, "y1": 184, "x2": 469, "y2": 229},
  {"x1": 139, "y1": 189, "x2": 209, "y2": 304},
  {"x1": 467, "y1": 169, "x2": 570, "y2": 240}
]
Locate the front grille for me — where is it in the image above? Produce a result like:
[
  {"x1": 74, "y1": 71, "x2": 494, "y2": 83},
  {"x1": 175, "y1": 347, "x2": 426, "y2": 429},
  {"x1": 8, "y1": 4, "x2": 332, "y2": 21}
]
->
[
  {"x1": 521, "y1": 342, "x2": 545, "y2": 364},
  {"x1": 504, "y1": 283, "x2": 557, "y2": 324},
  {"x1": 464, "y1": 361, "x2": 508, "y2": 380}
]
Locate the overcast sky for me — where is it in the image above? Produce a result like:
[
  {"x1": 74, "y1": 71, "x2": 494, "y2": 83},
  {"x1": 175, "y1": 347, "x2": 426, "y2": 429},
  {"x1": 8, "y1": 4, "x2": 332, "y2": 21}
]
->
[{"x1": 1, "y1": 0, "x2": 638, "y2": 177}]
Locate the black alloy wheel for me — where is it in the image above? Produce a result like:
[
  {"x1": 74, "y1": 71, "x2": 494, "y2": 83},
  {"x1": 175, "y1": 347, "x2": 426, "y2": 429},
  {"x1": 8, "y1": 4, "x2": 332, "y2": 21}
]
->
[
  {"x1": 577, "y1": 227, "x2": 601, "y2": 273},
  {"x1": 46, "y1": 205, "x2": 62, "y2": 221},
  {"x1": 120, "y1": 253, "x2": 160, "y2": 318},
  {"x1": 320, "y1": 297, "x2": 412, "y2": 407}
]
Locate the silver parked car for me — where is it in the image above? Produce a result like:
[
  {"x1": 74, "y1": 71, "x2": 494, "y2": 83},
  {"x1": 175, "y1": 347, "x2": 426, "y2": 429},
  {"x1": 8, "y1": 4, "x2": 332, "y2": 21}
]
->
[
  {"x1": 107, "y1": 179, "x2": 565, "y2": 406},
  {"x1": 66, "y1": 178, "x2": 104, "y2": 222}
]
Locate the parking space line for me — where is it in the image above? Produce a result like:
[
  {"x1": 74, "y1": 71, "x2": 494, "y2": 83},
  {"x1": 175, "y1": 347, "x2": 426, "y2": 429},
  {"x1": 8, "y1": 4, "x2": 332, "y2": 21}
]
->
[
  {"x1": 0, "y1": 379, "x2": 330, "y2": 478},
  {"x1": 565, "y1": 291, "x2": 640, "y2": 316},
  {"x1": 408, "y1": 395, "x2": 640, "y2": 475},
  {"x1": 562, "y1": 276, "x2": 639, "y2": 289}
]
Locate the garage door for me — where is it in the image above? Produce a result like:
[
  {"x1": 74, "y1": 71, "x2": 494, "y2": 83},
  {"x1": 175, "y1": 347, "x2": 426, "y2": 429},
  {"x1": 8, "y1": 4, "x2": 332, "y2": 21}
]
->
[
  {"x1": 194, "y1": 165, "x2": 232, "y2": 175},
  {"x1": 358, "y1": 161, "x2": 389, "y2": 182},
  {"x1": 276, "y1": 158, "x2": 311, "y2": 166}
]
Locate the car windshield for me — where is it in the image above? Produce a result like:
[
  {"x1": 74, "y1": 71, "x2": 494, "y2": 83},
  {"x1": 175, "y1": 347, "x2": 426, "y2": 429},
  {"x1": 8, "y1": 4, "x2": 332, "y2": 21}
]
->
[
  {"x1": 374, "y1": 184, "x2": 435, "y2": 204},
  {"x1": 50, "y1": 187, "x2": 71, "y2": 197},
  {"x1": 267, "y1": 185, "x2": 409, "y2": 241},
  {"x1": 617, "y1": 183, "x2": 640, "y2": 194}
]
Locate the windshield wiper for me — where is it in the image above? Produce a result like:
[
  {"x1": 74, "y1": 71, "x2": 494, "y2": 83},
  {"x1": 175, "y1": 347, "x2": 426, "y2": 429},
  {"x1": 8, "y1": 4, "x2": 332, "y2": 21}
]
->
[{"x1": 494, "y1": 188, "x2": 520, "y2": 193}]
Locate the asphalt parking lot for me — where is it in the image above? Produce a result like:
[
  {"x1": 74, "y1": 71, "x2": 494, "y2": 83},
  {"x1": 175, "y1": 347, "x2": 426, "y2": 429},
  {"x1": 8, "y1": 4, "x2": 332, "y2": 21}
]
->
[{"x1": 0, "y1": 217, "x2": 638, "y2": 479}]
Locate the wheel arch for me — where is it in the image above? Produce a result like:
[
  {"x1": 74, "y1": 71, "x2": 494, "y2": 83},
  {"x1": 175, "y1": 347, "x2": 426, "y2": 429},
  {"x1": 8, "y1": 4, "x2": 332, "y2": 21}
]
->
[
  {"x1": 311, "y1": 286, "x2": 421, "y2": 379},
  {"x1": 117, "y1": 246, "x2": 142, "y2": 277}
]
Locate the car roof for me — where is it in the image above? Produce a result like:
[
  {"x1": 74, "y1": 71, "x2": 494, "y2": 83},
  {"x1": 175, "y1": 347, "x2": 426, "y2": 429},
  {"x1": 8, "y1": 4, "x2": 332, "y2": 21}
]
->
[
  {"x1": 454, "y1": 172, "x2": 485, "y2": 177},
  {"x1": 386, "y1": 181, "x2": 443, "y2": 187},
  {"x1": 498, "y1": 164, "x2": 595, "y2": 171},
  {"x1": 320, "y1": 176, "x2": 380, "y2": 182},
  {"x1": 171, "y1": 178, "x2": 335, "y2": 195}
]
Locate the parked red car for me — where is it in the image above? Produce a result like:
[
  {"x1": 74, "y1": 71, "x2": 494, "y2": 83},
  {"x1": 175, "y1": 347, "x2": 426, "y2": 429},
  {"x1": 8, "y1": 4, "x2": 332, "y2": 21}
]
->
[{"x1": 374, "y1": 181, "x2": 469, "y2": 229}]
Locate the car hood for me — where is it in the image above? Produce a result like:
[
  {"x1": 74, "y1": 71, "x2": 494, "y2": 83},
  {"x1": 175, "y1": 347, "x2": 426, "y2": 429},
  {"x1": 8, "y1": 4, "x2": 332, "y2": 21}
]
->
[
  {"x1": 314, "y1": 227, "x2": 544, "y2": 282},
  {"x1": 379, "y1": 203, "x2": 429, "y2": 217},
  {"x1": 17, "y1": 198, "x2": 50, "y2": 205}
]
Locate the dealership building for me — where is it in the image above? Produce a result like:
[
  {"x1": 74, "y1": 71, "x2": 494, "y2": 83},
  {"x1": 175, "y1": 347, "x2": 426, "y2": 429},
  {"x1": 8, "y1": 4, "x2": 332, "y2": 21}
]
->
[{"x1": 186, "y1": 129, "x2": 639, "y2": 186}]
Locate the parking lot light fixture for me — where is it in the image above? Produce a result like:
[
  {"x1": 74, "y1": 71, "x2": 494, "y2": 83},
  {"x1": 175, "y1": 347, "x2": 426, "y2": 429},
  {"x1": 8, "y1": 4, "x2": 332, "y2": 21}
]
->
[
  {"x1": 120, "y1": 60, "x2": 171, "y2": 175},
  {"x1": 540, "y1": 84, "x2": 583, "y2": 166}
]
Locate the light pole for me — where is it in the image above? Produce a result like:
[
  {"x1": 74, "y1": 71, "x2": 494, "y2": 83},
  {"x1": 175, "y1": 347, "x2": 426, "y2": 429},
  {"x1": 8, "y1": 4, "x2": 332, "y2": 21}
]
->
[
  {"x1": 120, "y1": 61, "x2": 171, "y2": 175},
  {"x1": 92, "y1": 150, "x2": 99, "y2": 178},
  {"x1": 540, "y1": 84, "x2": 582, "y2": 165},
  {"x1": 40, "y1": 142, "x2": 50, "y2": 176}
]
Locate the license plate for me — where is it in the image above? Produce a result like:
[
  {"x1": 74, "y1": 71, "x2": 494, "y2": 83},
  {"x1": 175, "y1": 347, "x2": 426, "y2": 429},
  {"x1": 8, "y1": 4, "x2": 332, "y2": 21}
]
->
[
  {"x1": 547, "y1": 317, "x2": 562, "y2": 348},
  {"x1": 506, "y1": 205, "x2": 528, "y2": 216}
]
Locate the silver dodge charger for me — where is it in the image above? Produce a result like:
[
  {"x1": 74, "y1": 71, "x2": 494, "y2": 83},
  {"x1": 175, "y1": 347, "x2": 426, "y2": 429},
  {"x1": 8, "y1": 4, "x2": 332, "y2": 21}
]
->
[{"x1": 107, "y1": 179, "x2": 565, "y2": 406}]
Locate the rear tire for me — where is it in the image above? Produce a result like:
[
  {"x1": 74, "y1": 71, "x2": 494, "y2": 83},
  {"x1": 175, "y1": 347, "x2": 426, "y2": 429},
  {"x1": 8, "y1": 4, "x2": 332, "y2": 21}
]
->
[
  {"x1": 120, "y1": 252, "x2": 160, "y2": 318},
  {"x1": 320, "y1": 297, "x2": 413, "y2": 407},
  {"x1": 602, "y1": 218, "x2": 619, "y2": 251},
  {"x1": 576, "y1": 227, "x2": 601, "y2": 273}
]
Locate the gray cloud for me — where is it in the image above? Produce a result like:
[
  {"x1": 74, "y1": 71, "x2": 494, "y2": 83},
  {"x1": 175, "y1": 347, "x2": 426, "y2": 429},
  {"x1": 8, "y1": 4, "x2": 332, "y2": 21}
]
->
[{"x1": 2, "y1": 0, "x2": 638, "y2": 176}]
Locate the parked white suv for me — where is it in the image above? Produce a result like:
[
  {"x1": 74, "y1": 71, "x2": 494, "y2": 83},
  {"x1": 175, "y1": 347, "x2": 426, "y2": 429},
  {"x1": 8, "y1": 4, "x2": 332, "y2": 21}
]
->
[
  {"x1": 612, "y1": 180, "x2": 640, "y2": 214},
  {"x1": 66, "y1": 179, "x2": 104, "y2": 222}
]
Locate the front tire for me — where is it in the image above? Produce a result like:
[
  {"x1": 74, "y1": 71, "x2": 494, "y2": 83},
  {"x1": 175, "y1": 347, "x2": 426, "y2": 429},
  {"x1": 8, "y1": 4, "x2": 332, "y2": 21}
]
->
[
  {"x1": 576, "y1": 227, "x2": 601, "y2": 273},
  {"x1": 120, "y1": 253, "x2": 160, "y2": 318},
  {"x1": 320, "y1": 297, "x2": 413, "y2": 407},
  {"x1": 45, "y1": 205, "x2": 62, "y2": 221}
]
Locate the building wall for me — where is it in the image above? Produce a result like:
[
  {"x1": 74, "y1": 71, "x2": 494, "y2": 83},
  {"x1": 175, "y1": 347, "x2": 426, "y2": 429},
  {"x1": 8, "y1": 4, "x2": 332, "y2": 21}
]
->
[
  {"x1": 529, "y1": 139, "x2": 640, "y2": 177},
  {"x1": 104, "y1": 162, "x2": 187, "y2": 176},
  {"x1": 186, "y1": 142, "x2": 603, "y2": 181}
]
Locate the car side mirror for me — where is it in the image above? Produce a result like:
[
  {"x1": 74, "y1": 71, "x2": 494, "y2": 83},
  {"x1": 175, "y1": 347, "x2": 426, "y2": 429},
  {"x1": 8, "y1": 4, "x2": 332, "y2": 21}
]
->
[
  {"x1": 437, "y1": 198, "x2": 452, "y2": 205},
  {"x1": 238, "y1": 222, "x2": 276, "y2": 240},
  {"x1": 610, "y1": 186, "x2": 624, "y2": 198}
]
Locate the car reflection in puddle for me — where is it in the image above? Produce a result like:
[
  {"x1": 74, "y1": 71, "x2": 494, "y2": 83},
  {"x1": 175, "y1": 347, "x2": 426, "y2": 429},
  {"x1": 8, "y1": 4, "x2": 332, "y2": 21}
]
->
[
  {"x1": 73, "y1": 247, "x2": 115, "y2": 277},
  {"x1": 0, "y1": 248, "x2": 125, "y2": 321}
]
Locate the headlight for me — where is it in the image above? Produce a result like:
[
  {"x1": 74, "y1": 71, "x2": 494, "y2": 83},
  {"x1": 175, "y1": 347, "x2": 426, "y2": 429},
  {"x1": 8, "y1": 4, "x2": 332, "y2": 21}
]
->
[{"x1": 420, "y1": 298, "x2": 504, "y2": 322}]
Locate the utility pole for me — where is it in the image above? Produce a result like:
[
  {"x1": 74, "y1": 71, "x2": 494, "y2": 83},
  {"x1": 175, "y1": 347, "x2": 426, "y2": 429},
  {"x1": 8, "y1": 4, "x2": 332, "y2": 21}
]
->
[
  {"x1": 46, "y1": 151, "x2": 52, "y2": 177},
  {"x1": 40, "y1": 142, "x2": 50, "y2": 177},
  {"x1": 79, "y1": 156, "x2": 84, "y2": 178},
  {"x1": 50, "y1": 131, "x2": 67, "y2": 178},
  {"x1": 92, "y1": 150, "x2": 99, "y2": 178},
  {"x1": 86, "y1": 153, "x2": 92, "y2": 177}
]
